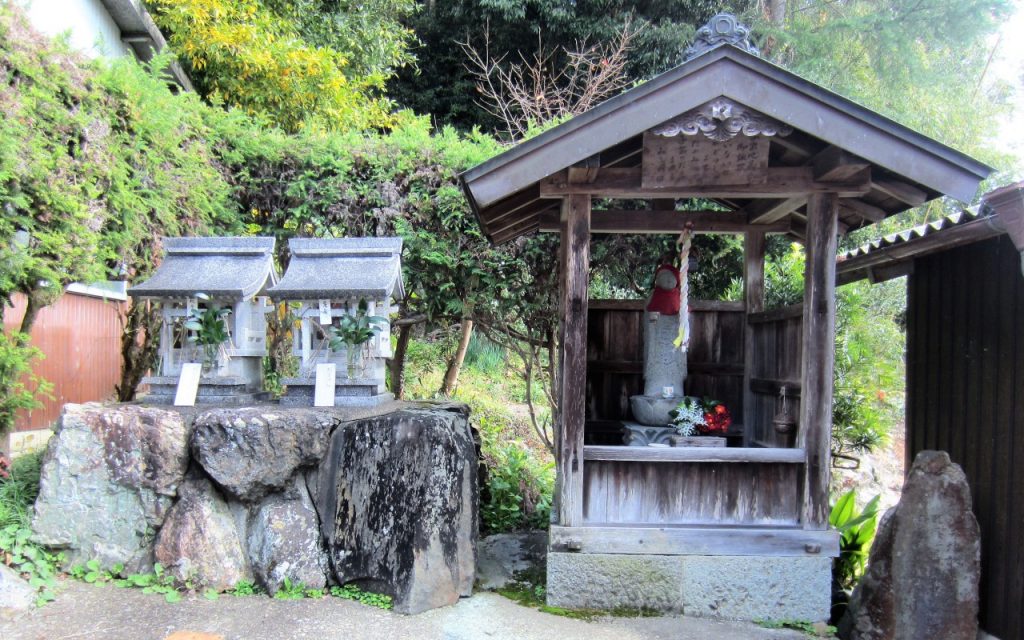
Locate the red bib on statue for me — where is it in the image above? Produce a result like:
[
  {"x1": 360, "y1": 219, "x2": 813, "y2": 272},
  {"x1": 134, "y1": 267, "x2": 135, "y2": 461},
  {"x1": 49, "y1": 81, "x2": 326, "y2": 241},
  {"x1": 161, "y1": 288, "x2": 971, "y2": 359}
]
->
[{"x1": 646, "y1": 264, "x2": 681, "y2": 315}]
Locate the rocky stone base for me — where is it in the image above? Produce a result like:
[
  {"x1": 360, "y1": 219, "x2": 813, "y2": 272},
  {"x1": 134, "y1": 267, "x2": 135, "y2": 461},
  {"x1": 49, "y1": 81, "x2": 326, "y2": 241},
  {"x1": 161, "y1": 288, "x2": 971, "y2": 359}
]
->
[
  {"x1": 546, "y1": 552, "x2": 831, "y2": 621},
  {"x1": 31, "y1": 402, "x2": 478, "y2": 613}
]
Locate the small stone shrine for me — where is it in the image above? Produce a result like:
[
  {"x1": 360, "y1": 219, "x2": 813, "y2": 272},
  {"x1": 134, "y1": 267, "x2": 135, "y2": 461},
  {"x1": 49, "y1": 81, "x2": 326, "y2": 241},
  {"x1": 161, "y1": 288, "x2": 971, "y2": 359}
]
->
[
  {"x1": 268, "y1": 237, "x2": 403, "y2": 407},
  {"x1": 128, "y1": 237, "x2": 277, "y2": 405}
]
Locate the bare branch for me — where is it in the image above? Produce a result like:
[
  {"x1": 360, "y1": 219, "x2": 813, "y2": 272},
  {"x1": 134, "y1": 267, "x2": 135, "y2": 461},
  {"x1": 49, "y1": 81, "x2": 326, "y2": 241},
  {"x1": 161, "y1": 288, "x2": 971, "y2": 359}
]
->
[{"x1": 460, "y1": 18, "x2": 641, "y2": 140}]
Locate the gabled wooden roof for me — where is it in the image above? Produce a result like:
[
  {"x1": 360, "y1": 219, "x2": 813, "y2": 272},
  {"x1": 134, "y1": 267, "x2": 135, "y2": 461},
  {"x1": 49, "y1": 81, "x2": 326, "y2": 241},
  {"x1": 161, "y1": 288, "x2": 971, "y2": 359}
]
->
[{"x1": 461, "y1": 43, "x2": 992, "y2": 245}]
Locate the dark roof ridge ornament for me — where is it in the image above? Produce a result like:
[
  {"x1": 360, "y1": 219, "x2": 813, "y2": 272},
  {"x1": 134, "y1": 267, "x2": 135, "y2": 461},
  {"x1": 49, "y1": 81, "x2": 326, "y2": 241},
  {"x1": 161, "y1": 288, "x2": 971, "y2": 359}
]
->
[{"x1": 684, "y1": 13, "x2": 759, "y2": 61}]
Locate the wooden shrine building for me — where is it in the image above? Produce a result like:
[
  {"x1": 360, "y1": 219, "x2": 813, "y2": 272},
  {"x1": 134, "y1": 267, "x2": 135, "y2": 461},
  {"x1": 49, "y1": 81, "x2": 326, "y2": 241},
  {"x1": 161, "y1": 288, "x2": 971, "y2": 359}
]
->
[{"x1": 460, "y1": 14, "x2": 993, "y2": 620}]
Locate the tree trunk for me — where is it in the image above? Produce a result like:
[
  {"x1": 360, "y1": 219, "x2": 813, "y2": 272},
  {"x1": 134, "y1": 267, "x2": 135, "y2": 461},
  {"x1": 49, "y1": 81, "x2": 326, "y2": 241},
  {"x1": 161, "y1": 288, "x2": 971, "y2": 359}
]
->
[
  {"x1": 388, "y1": 322, "x2": 414, "y2": 399},
  {"x1": 18, "y1": 288, "x2": 49, "y2": 335},
  {"x1": 116, "y1": 299, "x2": 161, "y2": 401},
  {"x1": 439, "y1": 319, "x2": 473, "y2": 397}
]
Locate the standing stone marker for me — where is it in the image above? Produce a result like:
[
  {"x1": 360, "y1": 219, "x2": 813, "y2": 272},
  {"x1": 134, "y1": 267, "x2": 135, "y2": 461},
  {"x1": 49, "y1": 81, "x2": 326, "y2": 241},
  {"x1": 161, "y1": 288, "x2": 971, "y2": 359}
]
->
[{"x1": 840, "y1": 450, "x2": 981, "y2": 640}]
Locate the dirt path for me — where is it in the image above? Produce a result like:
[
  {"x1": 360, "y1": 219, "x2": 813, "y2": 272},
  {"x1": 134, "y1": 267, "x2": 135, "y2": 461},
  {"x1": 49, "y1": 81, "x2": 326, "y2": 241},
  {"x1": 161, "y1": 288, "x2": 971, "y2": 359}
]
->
[{"x1": 1, "y1": 579, "x2": 806, "y2": 640}]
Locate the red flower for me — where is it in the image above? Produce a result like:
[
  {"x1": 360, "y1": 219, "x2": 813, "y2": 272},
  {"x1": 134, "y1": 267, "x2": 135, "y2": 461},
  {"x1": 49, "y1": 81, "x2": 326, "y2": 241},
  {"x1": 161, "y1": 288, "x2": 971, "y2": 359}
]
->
[{"x1": 698, "y1": 404, "x2": 732, "y2": 435}]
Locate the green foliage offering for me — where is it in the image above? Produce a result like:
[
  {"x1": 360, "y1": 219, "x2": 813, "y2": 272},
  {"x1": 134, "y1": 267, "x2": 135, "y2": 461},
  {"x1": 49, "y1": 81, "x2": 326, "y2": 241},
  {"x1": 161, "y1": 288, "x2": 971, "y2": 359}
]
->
[
  {"x1": 330, "y1": 583, "x2": 393, "y2": 609},
  {"x1": 0, "y1": 332, "x2": 50, "y2": 437},
  {"x1": 0, "y1": 452, "x2": 59, "y2": 605},
  {"x1": 184, "y1": 294, "x2": 232, "y2": 366},
  {"x1": 328, "y1": 299, "x2": 388, "y2": 352},
  {"x1": 830, "y1": 491, "x2": 882, "y2": 591}
]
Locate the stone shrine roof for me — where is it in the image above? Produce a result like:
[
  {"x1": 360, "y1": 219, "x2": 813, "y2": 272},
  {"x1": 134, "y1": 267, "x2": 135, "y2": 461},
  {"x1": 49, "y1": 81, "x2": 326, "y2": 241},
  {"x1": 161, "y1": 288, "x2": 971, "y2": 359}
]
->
[
  {"x1": 268, "y1": 238, "x2": 405, "y2": 301},
  {"x1": 128, "y1": 237, "x2": 277, "y2": 299}
]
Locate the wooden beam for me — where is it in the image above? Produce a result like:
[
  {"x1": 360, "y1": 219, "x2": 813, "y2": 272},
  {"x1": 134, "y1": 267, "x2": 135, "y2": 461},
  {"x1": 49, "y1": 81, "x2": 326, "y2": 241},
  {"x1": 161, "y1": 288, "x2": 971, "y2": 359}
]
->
[
  {"x1": 798, "y1": 192, "x2": 839, "y2": 530},
  {"x1": 557, "y1": 194, "x2": 590, "y2": 527},
  {"x1": 743, "y1": 230, "x2": 765, "y2": 447},
  {"x1": 872, "y1": 177, "x2": 928, "y2": 206},
  {"x1": 539, "y1": 167, "x2": 871, "y2": 199},
  {"x1": 568, "y1": 154, "x2": 602, "y2": 183},
  {"x1": 747, "y1": 304, "x2": 803, "y2": 324},
  {"x1": 746, "y1": 196, "x2": 808, "y2": 224},
  {"x1": 549, "y1": 525, "x2": 840, "y2": 557},
  {"x1": 537, "y1": 209, "x2": 790, "y2": 234},
  {"x1": 812, "y1": 146, "x2": 870, "y2": 182},
  {"x1": 840, "y1": 198, "x2": 886, "y2": 223},
  {"x1": 582, "y1": 445, "x2": 805, "y2": 463},
  {"x1": 983, "y1": 182, "x2": 1024, "y2": 251}
]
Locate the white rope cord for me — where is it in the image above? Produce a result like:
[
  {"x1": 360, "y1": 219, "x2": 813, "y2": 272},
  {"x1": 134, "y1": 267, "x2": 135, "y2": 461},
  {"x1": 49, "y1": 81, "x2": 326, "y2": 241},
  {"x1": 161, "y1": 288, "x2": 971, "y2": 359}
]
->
[{"x1": 676, "y1": 227, "x2": 692, "y2": 352}]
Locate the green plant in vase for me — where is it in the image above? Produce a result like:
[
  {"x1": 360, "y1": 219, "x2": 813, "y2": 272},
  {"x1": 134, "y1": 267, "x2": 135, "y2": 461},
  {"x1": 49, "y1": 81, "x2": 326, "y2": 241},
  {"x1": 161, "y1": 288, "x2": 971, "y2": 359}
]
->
[
  {"x1": 328, "y1": 299, "x2": 387, "y2": 379},
  {"x1": 183, "y1": 293, "x2": 232, "y2": 370}
]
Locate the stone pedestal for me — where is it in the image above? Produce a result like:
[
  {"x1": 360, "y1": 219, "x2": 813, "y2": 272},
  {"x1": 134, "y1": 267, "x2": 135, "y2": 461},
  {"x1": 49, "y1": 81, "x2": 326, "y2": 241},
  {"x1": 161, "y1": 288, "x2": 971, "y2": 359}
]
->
[{"x1": 547, "y1": 552, "x2": 832, "y2": 621}]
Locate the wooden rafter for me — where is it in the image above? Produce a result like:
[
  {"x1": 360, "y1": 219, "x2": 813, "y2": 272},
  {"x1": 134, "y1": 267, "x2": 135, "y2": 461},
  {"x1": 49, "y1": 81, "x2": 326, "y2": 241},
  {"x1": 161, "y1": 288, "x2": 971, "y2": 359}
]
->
[
  {"x1": 872, "y1": 176, "x2": 928, "y2": 206},
  {"x1": 537, "y1": 209, "x2": 790, "y2": 234},
  {"x1": 539, "y1": 167, "x2": 872, "y2": 199},
  {"x1": 745, "y1": 196, "x2": 808, "y2": 224}
]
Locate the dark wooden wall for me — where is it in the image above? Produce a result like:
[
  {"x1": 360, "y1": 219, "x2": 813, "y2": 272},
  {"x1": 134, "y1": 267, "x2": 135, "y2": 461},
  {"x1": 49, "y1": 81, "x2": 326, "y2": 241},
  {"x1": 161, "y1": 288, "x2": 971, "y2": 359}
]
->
[
  {"x1": 586, "y1": 300, "x2": 745, "y2": 428},
  {"x1": 583, "y1": 460, "x2": 801, "y2": 525},
  {"x1": 748, "y1": 305, "x2": 803, "y2": 446},
  {"x1": 907, "y1": 235, "x2": 1024, "y2": 640}
]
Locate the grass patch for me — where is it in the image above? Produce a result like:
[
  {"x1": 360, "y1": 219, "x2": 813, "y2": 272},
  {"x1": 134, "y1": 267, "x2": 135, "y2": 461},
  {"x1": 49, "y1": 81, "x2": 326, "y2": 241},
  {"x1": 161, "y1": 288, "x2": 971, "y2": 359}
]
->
[
  {"x1": 756, "y1": 619, "x2": 837, "y2": 637},
  {"x1": 495, "y1": 568, "x2": 660, "y2": 621},
  {"x1": 0, "y1": 450, "x2": 60, "y2": 606}
]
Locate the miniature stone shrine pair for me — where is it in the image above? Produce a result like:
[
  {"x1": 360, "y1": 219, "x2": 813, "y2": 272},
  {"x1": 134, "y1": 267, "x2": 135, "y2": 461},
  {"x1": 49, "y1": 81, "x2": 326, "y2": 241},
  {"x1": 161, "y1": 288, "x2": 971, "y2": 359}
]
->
[{"x1": 128, "y1": 236, "x2": 403, "y2": 407}]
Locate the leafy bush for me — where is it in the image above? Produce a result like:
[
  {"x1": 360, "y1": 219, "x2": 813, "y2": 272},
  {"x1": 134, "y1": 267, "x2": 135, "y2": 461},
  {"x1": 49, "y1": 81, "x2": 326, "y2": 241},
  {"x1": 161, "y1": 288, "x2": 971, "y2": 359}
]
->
[
  {"x1": 482, "y1": 442, "x2": 553, "y2": 534},
  {"x1": 829, "y1": 490, "x2": 881, "y2": 591},
  {"x1": 0, "y1": 332, "x2": 50, "y2": 437}
]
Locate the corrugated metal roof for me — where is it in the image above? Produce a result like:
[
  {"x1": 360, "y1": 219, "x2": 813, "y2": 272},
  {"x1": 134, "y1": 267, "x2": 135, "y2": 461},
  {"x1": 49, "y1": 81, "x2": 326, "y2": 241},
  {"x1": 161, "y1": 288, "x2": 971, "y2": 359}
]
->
[{"x1": 839, "y1": 208, "x2": 991, "y2": 261}]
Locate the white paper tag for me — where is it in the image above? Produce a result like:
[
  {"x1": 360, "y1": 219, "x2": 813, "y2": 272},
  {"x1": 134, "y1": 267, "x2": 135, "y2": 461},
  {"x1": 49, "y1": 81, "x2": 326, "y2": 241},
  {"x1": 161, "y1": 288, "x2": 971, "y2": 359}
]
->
[
  {"x1": 318, "y1": 299, "x2": 332, "y2": 325},
  {"x1": 314, "y1": 363, "x2": 336, "y2": 407},
  {"x1": 186, "y1": 297, "x2": 197, "y2": 315},
  {"x1": 174, "y1": 363, "x2": 202, "y2": 407}
]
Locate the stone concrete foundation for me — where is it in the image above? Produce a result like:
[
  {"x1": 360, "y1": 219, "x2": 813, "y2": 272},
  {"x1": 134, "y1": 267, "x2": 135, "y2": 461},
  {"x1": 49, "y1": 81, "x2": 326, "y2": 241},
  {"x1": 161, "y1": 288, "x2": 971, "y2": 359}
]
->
[{"x1": 547, "y1": 552, "x2": 832, "y2": 621}]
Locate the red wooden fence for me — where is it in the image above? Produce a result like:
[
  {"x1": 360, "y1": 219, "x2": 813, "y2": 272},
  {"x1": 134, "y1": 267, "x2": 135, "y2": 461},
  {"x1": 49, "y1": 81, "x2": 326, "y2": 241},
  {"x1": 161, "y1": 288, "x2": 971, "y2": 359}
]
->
[{"x1": 3, "y1": 291, "x2": 125, "y2": 432}]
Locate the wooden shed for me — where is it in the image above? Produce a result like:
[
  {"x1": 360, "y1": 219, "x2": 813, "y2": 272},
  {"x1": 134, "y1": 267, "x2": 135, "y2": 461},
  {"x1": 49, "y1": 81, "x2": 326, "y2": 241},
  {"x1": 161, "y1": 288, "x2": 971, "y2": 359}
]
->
[
  {"x1": 839, "y1": 182, "x2": 1024, "y2": 639},
  {"x1": 460, "y1": 14, "x2": 992, "y2": 620}
]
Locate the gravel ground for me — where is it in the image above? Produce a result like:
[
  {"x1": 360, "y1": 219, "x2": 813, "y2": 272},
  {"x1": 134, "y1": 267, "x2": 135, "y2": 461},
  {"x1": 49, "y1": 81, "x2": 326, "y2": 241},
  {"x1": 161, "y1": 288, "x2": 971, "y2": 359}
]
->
[{"x1": 1, "y1": 579, "x2": 807, "y2": 640}]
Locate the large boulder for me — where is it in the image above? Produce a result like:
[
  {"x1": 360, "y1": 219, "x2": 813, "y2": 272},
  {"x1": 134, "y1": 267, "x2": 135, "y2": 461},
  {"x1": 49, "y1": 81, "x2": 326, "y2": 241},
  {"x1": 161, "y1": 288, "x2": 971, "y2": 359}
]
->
[
  {"x1": 0, "y1": 564, "x2": 35, "y2": 619},
  {"x1": 32, "y1": 404, "x2": 190, "y2": 572},
  {"x1": 154, "y1": 476, "x2": 252, "y2": 590},
  {"x1": 840, "y1": 450, "x2": 980, "y2": 640},
  {"x1": 191, "y1": 408, "x2": 334, "y2": 503},
  {"x1": 246, "y1": 475, "x2": 329, "y2": 595},
  {"x1": 316, "y1": 405, "x2": 478, "y2": 614}
]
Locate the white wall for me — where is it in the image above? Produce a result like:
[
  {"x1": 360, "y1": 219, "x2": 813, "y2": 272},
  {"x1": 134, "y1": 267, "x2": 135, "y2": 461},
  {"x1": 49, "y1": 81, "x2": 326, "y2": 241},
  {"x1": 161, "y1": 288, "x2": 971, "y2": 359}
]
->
[{"x1": 24, "y1": 0, "x2": 131, "y2": 58}]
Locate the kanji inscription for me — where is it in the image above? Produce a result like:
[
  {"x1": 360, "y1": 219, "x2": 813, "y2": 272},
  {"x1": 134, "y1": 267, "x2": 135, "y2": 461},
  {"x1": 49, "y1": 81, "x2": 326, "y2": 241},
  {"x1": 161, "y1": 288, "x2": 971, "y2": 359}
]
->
[{"x1": 642, "y1": 133, "x2": 769, "y2": 188}]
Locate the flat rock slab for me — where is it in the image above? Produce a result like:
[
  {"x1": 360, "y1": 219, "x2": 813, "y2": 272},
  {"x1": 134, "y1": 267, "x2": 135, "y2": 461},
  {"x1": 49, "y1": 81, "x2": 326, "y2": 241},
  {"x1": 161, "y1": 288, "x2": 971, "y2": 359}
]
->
[
  {"x1": 0, "y1": 579, "x2": 807, "y2": 640},
  {"x1": 316, "y1": 406, "x2": 478, "y2": 614},
  {"x1": 476, "y1": 531, "x2": 548, "y2": 590}
]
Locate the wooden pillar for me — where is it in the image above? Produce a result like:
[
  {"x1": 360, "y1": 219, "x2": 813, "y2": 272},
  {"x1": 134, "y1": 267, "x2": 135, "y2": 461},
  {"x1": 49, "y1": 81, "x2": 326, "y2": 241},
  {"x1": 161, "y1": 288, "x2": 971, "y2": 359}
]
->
[
  {"x1": 557, "y1": 194, "x2": 591, "y2": 527},
  {"x1": 742, "y1": 231, "x2": 765, "y2": 447},
  {"x1": 798, "y1": 192, "x2": 839, "y2": 529}
]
